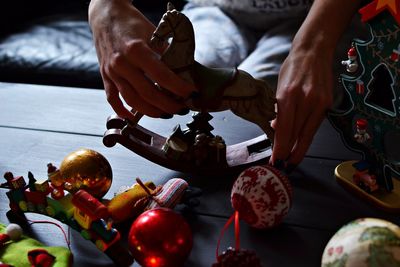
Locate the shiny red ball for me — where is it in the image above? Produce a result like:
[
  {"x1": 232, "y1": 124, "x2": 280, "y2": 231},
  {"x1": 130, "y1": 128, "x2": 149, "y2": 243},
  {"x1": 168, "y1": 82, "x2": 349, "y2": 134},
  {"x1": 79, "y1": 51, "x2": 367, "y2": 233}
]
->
[{"x1": 128, "y1": 208, "x2": 193, "y2": 267}]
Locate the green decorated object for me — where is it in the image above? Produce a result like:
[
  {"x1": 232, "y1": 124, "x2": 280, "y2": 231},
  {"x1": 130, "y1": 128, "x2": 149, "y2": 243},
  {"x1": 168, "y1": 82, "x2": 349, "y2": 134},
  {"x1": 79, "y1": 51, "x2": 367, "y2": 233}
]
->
[
  {"x1": 321, "y1": 218, "x2": 400, "y2": 267},
  {"x1": 329, "y1": 0, "x2": 400, "y2": 212}
]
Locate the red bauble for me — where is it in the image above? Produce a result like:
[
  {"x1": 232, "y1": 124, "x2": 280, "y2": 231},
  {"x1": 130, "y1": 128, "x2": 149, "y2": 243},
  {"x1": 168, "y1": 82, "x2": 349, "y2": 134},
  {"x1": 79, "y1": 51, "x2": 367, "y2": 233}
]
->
[{"x1": 128, "y1": 208, "x2": 193, "y2": 267}]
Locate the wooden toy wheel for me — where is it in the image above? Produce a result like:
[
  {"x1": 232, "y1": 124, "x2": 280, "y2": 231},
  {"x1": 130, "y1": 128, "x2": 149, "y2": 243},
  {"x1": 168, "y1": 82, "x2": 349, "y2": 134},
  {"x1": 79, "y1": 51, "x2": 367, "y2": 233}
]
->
[
  {"x1": 37, "y1": 204, "x2": 46, "y2": 214},
  {"x1": 19, "y1": 201, "x2": 28, "y2": 212},
  {"x1": 9, "y1": 202, "x2": 19, "y2": 212},
  {"x1": 81, "y1": 230, "x2": 92, "y2": 240},
  {"x1": 95, "y1": 239, "x2": 106, "y2": 251},
  {"x1": 46, "y1": 206, "x2": 56, "y2": 217},
  {"x1": 27, "y1": 202, "x2": 35, "y2": 212}
]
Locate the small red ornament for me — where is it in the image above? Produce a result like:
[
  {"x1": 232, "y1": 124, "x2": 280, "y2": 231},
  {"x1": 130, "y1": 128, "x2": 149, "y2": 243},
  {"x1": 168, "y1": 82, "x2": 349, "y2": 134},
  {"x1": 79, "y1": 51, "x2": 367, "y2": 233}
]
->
[
  {"x1": 356, "y1": 80, "x2": 365, "y2": 94},
  {"x1": 391, "y1": 45, "x2": 400, "y2": 62},
  {"x1": 231, "y1": 165, "x2": 292, "y2": 229},
  {"x1": 347, "y1": 47, "x2": 357, "y2": 58},
  {"x1": 356, "y1": 118, "x2": 368, "y2": 130},
  {"x1": 128, "y1": 208, "x2": 193, "y2": 267}
]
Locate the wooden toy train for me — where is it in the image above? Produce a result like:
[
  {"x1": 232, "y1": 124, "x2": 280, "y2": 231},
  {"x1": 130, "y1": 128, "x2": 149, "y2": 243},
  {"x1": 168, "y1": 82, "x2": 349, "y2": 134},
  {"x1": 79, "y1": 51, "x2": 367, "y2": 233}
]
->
[{"x1": 1, "y1": 171, "x2": 134, "y2": 266}]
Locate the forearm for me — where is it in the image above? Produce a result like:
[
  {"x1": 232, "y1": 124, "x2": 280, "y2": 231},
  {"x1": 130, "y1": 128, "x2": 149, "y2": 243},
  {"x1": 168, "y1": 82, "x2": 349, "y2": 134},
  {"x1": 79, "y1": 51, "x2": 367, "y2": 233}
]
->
[
  {"x1": 88, "y1": 0, "x2": 148, "y2": 27},
  {"x1": 292, "y1": 0, "x2": 362, "y2": 59}
]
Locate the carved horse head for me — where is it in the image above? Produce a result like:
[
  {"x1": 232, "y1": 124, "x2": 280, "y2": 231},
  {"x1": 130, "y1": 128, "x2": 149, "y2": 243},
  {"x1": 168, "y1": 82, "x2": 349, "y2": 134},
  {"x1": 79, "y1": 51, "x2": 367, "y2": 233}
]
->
[{"x1": 150, "y1": 3, "x2": 195, "y2": 70}]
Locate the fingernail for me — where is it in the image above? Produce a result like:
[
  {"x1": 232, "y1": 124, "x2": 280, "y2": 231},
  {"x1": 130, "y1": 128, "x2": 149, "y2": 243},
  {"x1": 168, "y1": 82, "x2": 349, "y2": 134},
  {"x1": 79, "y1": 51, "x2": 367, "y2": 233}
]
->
[
  {"x1": 273, "y1": 159, "x2": 285, "y2": 170},
  {"x1": 286, "y1": 164, "x2": 297, "y2": 174},
  {"x1": 160, "y1": 113, "x2": 173, "y2": 119},
  {"x1": 178, "y1": 108, "x2": 190, "y2": 116}
]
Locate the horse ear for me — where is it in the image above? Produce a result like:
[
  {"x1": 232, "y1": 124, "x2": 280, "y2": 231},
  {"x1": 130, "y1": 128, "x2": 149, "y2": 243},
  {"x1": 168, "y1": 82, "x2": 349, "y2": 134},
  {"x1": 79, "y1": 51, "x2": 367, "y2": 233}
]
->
[{"x1": 167, "y1": 2, "x2": 175, "y2": 11}]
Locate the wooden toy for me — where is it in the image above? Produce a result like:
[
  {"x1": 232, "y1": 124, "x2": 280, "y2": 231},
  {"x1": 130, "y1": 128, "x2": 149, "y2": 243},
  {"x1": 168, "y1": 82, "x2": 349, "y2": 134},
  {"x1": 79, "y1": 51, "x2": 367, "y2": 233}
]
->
[
  {"x1": 0, "y1": 172, "x2": 134, "y2": 266},
  {"x1": 106, "y1": 177, "x2": 189, "y2": 223},
  {"x1": 1, "y1": 167, "x2": 196, "y2": 266},
  {"x1": 103, "y1": 3, "x2": 276, "y2": 174},
  {"x1": 329, "y1": 0, "x2": 400, "y2": 212},
  {"x1": 321, "y1": 218, "x2": 400, "y2": 267}
]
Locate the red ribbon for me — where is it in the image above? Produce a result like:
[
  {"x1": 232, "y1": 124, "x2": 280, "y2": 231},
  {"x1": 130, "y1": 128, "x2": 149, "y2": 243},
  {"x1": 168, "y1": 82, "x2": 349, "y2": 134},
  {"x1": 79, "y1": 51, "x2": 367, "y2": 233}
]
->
[{"x1": 216, "y1": 211, "x2": 240, "y2": 260}]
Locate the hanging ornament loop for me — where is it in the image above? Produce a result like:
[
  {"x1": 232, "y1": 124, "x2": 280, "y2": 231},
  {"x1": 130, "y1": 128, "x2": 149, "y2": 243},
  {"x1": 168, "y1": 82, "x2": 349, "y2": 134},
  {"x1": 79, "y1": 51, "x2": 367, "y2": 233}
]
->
[{"x1": 216, "y1": 211, "x2": 241, "y2": 260}]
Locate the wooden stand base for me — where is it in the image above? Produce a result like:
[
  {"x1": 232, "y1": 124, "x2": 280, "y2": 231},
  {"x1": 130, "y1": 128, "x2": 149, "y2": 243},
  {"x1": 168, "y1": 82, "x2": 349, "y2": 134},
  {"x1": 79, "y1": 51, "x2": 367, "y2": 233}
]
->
[
  {"x1": 103, "y1": 115, "x2": 272, "y2": 175},
  {"x1": 335, "y1": 160, "x2": 400, "y2": 213}
]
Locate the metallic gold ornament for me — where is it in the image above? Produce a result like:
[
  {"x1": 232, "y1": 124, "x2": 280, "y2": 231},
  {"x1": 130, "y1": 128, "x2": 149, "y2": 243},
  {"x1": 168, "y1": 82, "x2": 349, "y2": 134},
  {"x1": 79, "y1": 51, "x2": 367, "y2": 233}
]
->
[{"x1": 59, "y1": 148, "x2": 112, "y2": 198}]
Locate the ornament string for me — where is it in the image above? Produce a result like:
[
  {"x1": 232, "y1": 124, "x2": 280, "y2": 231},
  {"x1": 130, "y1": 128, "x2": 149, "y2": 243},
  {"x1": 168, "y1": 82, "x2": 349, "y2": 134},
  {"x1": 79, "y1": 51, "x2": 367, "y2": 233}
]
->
[
  {"x1": 216, "y1": 210, "x2": 240, "y2": 260},
  {"x1": 136, "y1": 177, "x2": 163, "y2": 206},
  {"x1": 13, "y1": 213, "x2": 71, "y2": 250}
]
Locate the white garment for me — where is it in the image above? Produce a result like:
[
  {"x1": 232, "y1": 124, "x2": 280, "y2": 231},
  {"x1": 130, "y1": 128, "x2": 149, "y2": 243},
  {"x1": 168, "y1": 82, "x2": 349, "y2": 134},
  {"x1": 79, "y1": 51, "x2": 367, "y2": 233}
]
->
[{"x1": 188, "y1": 0, "x2": 313, "y2": 15}]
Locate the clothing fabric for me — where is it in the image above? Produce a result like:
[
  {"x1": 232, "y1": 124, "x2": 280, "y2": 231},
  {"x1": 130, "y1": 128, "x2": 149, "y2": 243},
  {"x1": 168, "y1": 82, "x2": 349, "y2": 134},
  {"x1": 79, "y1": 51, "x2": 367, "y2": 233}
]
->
[
  {"x1": 188, "y1": 0, "x2": 313, "y2": 15},
  {"x1": 182, "y1": 3, "x2": 305, "y2": 90},
  {"x1": 182, "y1": 2, "x2": 369, "y2": 108}
]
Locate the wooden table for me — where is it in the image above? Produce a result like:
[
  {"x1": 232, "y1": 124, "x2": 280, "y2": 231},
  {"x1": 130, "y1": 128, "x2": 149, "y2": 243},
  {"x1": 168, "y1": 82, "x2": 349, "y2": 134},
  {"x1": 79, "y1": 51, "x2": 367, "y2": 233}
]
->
[{"x1": 0, "y1": 82, "x2": 399, "y2": 267}]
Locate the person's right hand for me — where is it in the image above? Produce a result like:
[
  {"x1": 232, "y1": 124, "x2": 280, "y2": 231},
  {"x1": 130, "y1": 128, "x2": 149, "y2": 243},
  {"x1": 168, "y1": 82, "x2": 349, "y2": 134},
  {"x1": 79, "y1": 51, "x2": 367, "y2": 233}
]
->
[{"x1": 89, "y1": 0, "x2": 195, "y2": 121}]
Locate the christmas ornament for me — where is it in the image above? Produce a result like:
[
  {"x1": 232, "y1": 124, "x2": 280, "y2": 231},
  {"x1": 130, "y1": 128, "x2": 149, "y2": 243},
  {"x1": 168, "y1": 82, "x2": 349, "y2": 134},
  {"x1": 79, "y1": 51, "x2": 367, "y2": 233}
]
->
[
  {"x1": 212, "y1": 247, "x2": 262, "y2": 267},
  {"x1": 214, "y1": 211, "x2": 263, "y2": 267},
  {"x1": 321, "y1": 218, "x2": 400, "y2": 267},
  {"x1": 128, "y1": 207, "x2": 193, "y2": 267},
  {"x1": 27, "y1": 249, "x2": 55, "y2": 267},
  {"x1": 329, "y1": 0, "x2": 400, "y2": 212},
  {"x1": 231, "y1": 165, "x2": 292, "y2": 229},
  {"x1": 59, "y1": 148, "x2": 112, "y2": 198},
  {"x1": 0, "y1": 224, "x2": 22, "y2": 247}
]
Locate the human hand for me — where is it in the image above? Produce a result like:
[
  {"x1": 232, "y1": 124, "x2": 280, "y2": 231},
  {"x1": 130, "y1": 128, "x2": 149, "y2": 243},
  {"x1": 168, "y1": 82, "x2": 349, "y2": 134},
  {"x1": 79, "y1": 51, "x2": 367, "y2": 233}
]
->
[
  {"x1": 270, "y1": 45, "x2": 334, "y2": 171},
  {"x1": 89, "y1": 0, "x2": 195, "y2": 121}
]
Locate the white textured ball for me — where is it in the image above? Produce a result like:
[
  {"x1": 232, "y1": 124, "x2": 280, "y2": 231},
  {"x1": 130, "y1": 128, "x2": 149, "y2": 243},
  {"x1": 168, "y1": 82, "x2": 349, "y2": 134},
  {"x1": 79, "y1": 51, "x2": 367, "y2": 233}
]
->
[
  {"x1": 322, "y1": 218, "x2": 400, "y2": 267},
  {"x1": 6, "y1": 223, "x2": 22, "y2": 241},
  {"x1": 231, "y1": 165, "x2": 292, "y2": 229}
]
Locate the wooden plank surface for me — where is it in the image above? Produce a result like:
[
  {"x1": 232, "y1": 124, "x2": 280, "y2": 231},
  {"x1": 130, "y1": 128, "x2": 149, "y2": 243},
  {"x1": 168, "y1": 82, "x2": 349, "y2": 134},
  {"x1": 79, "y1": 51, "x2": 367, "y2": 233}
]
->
[
  {"x1": 0, "y1": 82, "x2": 398, "y2": 267},
  {"x1": 0, "y1": 82, "x2": 359, "y2": 160},
  {"x1": 0, "y1": 127, "x2": 335, "y2": 267}
]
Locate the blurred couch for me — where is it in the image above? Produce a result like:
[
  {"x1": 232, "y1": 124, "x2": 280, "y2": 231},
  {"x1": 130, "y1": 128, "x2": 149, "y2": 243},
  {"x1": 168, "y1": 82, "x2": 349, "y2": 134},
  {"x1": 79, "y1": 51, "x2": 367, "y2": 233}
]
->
[{"x1": 0, "y1": 0, "x2": 184, "y2": 89}]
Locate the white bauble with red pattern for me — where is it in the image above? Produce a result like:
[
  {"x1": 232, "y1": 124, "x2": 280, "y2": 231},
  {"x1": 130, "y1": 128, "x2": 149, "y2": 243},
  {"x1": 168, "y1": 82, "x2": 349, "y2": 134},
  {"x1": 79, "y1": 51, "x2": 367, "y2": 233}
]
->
[{"x1": 231, "y1": 165, "x2": 292, "y2": 229}]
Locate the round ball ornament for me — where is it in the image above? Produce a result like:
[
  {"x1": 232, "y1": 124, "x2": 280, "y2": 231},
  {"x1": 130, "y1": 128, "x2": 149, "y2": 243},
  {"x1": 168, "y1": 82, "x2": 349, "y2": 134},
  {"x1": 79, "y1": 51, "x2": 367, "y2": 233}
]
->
[
  {"x1": 59, "y1": 148, "x2": 112, "y2": 198},
  {"x1": 322, "y1": 218, "x2": 400, "y2": 267},
  {"x1": 231, "y1": 165, "x2": 292, "y2": 229},
  {"x1": 128, "y1": 207, "x2": 193, "y2": 267}
]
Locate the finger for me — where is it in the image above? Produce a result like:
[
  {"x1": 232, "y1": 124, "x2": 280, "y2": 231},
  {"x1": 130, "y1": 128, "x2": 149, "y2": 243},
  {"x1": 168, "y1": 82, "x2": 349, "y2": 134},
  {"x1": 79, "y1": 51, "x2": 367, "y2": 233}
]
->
[
  {"x1": 287, "y1": 93, "x2": 314, "y2": 154},
  {"x1": 288, "y1": 109, "x2": 326, "y2": 165},
  {"x1": 108, "y1": 69, "x2": 166, "y2": 118},
  {"x1": 102, "y1": 73, "x2": 136, "y2": 121},
  {"x1": 128, "y1": 43, "x2": 195, "y2": 98},
  {"x1": 109, "y1": 55, "x2": 188, "y2": 114},
  {"x1": 270, "y1": 94, "x2": 297, "y2": 166}
]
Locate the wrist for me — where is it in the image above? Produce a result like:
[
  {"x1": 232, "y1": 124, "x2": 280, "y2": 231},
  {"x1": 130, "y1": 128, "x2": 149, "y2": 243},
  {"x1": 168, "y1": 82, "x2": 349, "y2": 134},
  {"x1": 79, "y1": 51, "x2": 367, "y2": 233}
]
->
[{"x1": 291, "y1": 29, "x2": 337, "y2": 62}]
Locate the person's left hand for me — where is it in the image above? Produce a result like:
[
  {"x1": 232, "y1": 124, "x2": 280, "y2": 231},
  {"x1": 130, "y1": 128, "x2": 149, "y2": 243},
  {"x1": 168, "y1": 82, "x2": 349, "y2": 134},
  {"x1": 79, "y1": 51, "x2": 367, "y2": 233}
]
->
[{"x1": 270, "y1": 44, "x2": 334, "y2": 171}]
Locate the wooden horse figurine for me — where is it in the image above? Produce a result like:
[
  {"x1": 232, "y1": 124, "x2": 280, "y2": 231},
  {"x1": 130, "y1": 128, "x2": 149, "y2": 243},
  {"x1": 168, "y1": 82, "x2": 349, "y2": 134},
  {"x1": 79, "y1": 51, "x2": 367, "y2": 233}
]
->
[
  {"x1": 103, "y1": 3, "x2": 276, "y2": 174},
  {"x1": 150, "y1": 2, "x2": 276, "y2": 142}
]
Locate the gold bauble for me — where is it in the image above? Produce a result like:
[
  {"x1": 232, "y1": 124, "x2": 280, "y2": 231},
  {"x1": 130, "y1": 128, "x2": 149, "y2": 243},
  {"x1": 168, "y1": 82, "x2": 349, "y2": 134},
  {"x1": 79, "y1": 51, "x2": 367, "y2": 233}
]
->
[{"x1": 59, "y1": 148, "x2": 112, "y2": 198}]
